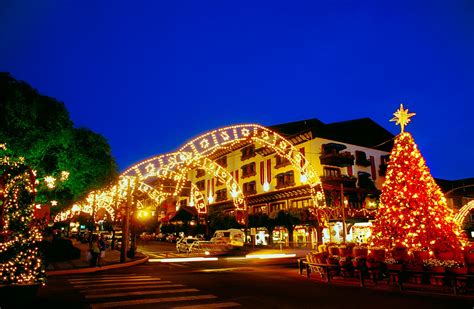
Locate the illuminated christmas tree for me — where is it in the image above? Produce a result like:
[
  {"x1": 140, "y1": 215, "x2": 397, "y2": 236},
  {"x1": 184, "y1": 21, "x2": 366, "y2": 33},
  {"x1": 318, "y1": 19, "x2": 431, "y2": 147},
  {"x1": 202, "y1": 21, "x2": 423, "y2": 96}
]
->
[
  {"x1": 0, "y1": 144, "x2": 46, "y2": 285},
  {"x1": 370, "y1": 105, "x2": 466, "y2": 255}
]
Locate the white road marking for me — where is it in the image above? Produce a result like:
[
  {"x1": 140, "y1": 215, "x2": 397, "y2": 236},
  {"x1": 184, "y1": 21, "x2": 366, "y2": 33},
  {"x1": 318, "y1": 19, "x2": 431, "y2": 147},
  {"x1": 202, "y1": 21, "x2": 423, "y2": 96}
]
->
[
  {"x1": 69, "y1": 276, "x2": 152, "y2": 283},
  {"x1": 173, "y1": 302, "x2": 241, "y2": 308},
  {"x1": 90, "y1": 294, "x2": 218, "y2": 308},
  {"x1": 70, "y1": 277, "x2": 162, "y2": 285},
  {"x1": 85, "y1": 288, "x2": 199, "y2": 299},
  {"x1": 73, "y1": 280, "x2": 166, "y2": 288},
  {"x1": 79, "y1": 283, "x2": 183, "y2": 293}
]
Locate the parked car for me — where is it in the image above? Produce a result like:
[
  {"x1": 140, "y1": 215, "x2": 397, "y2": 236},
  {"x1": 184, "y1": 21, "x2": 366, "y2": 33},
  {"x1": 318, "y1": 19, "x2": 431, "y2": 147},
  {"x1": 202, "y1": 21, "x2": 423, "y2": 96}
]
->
[{"x1": 176, "y1": 237, "x2": 200, "y2": 253}]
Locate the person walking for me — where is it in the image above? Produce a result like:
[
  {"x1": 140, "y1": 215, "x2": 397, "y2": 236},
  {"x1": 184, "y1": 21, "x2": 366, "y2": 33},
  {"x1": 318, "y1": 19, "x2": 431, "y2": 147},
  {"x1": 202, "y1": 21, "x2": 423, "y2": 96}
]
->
[
  {"x1": 98, "y1": 234, "x2": 107, "y2": 267},
  {"x1": 89, "y1": 234, "x2": 100, "y2": 267}
]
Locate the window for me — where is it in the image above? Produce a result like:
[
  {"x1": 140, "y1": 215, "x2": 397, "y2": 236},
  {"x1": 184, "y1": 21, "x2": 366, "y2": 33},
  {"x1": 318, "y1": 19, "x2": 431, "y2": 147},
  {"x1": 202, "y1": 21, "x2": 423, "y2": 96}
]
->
[
  {"x1": 270, "y1": 202, "x2": 286, "y2": 213},
  {"x1": 216, "y1": 156, "x2": 227, "y2": 168},
  {"x1": 196, "y1": 180, "x2": 205, "y2": 191},
  {"x1": 291, "y1": 198, "x2": 313, "y2": 209},
  {"x1": 243, "y1": 181, "x2": 257, "y2": 195},
  {"x1": 215, "y1": 189, "x2": 227, "y2": 202},
  {"x1": 196, "y1": 169, "x2": 205, "y2": 178},
  {"x1": 323, "y1": 167, "x2": 341, "y2": 177},
  {"x1": 355, "y1": 151, "x2": 371, "y2": 166},
  {"x1": 252, "y1": 205, "x2": 266, "y2": 214},
  {"x1": 241, "y1": 145, "x2": 256, "y2": 161},
  {"x1": 241, "y1": 162, "x2": 256, "y2": 178},
  {"x1": 276, "y1": 170, "x2": 295, "y2": 189},
  {"x1": 379, "y1": 155, "x2": 390, "y2": 176},
  {"x1": 275, "y1": 155, "x2": 290, "y2": 168}
]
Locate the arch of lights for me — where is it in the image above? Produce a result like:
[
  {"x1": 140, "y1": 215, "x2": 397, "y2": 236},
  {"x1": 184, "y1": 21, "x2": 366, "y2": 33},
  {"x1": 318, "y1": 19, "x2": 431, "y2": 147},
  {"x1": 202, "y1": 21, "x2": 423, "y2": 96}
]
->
[
  {"x1": 122, "y1": 152, "x2": 245, "y2": 211},
  {"x1": 54, "y1": 174, "x2": 207, "y2": 222},
  {"x1": 57, "y1": 124, "x2": 326, "y2": 222},
  {"x1": 454, "y1": 200, "x2": 474, "y2": 226},
  {"x1": 123, "y1": 124, "x2": 326, "y2": 211}
]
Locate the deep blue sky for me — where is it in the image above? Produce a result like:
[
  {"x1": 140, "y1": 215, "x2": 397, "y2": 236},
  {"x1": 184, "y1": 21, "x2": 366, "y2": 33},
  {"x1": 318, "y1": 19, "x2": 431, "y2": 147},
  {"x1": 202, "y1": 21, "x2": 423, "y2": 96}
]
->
[{"x1": 1, "y1": 1, "x2": 473, "y2": 180}]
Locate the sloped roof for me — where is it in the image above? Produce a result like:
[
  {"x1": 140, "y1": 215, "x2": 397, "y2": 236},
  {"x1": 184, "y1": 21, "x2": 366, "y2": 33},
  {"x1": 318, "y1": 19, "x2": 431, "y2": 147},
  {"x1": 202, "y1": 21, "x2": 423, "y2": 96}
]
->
[
  {"x1": 435, "y1": 178, "x2": 474, "y2": 197},
  {"x1": 269, "y1": 117, "x2": 394, "y2": 151}
]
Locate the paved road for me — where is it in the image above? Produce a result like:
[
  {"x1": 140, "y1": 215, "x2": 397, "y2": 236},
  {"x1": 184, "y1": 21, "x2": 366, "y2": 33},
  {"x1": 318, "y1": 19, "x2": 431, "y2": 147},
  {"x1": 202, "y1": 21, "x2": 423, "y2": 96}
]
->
[{"x1": 30, "y1": 241, "x2": 474, "y2": 308}]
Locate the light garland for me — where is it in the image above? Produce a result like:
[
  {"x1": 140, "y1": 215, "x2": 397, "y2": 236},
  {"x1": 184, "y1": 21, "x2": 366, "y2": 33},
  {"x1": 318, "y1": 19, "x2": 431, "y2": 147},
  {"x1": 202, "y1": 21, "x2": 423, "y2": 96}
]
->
[
  {"x1": 370, "y1": 105, "x2": 467, "y2": 254},
  {"x1": 0, "y1": 144, "x2": 46, "y2": 286}
]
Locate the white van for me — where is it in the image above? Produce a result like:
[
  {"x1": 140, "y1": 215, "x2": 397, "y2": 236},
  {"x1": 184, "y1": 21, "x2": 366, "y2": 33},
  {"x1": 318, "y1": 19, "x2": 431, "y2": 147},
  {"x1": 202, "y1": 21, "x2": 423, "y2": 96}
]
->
[{"x1": 211, "y1": 229, "x2": 245, "y2": 247}]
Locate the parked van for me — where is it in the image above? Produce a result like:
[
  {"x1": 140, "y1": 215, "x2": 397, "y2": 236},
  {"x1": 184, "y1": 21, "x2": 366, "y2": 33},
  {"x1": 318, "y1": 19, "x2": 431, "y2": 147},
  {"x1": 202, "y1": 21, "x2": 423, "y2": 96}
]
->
[{"x1": 211, "y1": 229, "x2": 245, "y2": 247}]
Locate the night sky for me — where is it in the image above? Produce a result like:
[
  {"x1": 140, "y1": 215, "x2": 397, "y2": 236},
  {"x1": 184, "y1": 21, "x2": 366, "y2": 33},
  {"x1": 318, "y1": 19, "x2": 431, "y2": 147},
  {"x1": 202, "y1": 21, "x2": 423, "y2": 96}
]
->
[{"x1": 1, "y1": 1, "x2": 473, "y2": 180}]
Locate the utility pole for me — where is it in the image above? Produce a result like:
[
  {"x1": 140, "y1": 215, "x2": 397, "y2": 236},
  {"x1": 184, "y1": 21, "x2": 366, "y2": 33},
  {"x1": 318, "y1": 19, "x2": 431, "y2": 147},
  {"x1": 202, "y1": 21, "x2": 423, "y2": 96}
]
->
[
  {"x1": 120, "y1": 177, "x2": 132, "y2": 263},
  {"x1": 340, "y1": 183, "x2": 347, "y2": 243}
]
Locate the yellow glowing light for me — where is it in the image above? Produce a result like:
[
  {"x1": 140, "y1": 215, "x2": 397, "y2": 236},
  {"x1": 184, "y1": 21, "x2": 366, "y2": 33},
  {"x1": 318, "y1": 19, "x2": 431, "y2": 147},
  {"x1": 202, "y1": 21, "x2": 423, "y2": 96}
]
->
[
  {"x1": 300, "y1": 174, "x2": 308, "y2": 184},
  {"x1": 44, "y1": 176, "x2": 56, "y2": 189},
  {"x1": 390, "y1": 103, "x2": 416, "y2": 133},
  {"x1": 263, "y1": 181, "x2": 270, "y2": 192},
  {"x1": 60, "y1": 171, "x2": 70, "y2": 181}
]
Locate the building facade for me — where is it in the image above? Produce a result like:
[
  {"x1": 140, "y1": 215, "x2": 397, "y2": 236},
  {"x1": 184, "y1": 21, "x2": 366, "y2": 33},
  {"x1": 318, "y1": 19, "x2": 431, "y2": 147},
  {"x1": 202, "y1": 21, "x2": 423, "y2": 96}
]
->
[{"x1": 175, "y1": 118, "x2": 394, "y2": 247}]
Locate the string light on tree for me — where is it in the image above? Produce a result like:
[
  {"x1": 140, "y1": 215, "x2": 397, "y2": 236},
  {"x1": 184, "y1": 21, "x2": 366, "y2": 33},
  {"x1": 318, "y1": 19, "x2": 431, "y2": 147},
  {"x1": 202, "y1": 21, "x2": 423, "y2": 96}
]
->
[
  {"x1": 370, "y1": 105, "x2": 467, "y2": 255},
  {"x1": 0, "y1": 144, "x2": 46, "y2": 286}
]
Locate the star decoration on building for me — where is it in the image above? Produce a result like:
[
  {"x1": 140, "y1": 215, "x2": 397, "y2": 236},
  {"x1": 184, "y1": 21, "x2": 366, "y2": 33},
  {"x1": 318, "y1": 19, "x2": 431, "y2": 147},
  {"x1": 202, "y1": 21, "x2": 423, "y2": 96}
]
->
[{"x1": 390, "y1": 103, "x2": 416, "y2": 133}]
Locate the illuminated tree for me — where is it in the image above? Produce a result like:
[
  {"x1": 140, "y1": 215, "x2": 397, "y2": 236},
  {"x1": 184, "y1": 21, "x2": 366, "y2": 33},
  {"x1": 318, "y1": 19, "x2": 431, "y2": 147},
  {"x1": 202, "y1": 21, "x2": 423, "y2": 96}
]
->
[
  {"x1": 370, "y1": 105, "x2": 466, "y2": 254},
  {"x1": 0, "y1": 144, "x2": 46, "y2": 285}
]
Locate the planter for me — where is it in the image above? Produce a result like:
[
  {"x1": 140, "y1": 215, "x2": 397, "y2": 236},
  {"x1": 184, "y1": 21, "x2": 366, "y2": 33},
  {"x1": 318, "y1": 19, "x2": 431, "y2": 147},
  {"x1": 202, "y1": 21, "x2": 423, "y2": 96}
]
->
[
  {"x1": 339, "y1": 247, "x2": 352, "y2": 257},
  {"x1": 352, "y1": 258, "x2": 366, "y2": 268},
  {"x1": 429, "y1": 266, "x2": 445, "y2": 273},
  {"x1": 339, "y1": 259, "x2": 353, "y2": 268},
  {"x1": 465, "y1": 251, "x2": 474, "y2": 265},
  {"x1": 435, "y1": 251, "x2": 454, "y2": 261},
  {"x1": 366, "y1": 261, "x2": 382, "y2": 270},
  {"x1": 449, "y1": 267, "x2": 468, "y2": 275},
  {"x1": 413, "y1": 250, "x2": 430, "y2": 261},
  {"x1": 370, "y1": 249, "x2": 385, "y2": 261},
  {"x1": 386, "y1": 263, "x2": 403, "y2": 271},
  {"x1": 327, "y1": 256, "x2": 339, "y2": 266},
  {"x1": 353, "y1": 247, "x2": 368, "y2": 257},
  {"x1": 0, "y1": 284, "x2": 40, "y2": 306},
  {"x1": 391, "y1": 247, "x2": 408, "y2": 261},
  {"x1": 405, "y1": 263, "x2": 424, "y2": 272},
  {"x1": 329, "y1": 247, "x2": 339, "y2": 256}
]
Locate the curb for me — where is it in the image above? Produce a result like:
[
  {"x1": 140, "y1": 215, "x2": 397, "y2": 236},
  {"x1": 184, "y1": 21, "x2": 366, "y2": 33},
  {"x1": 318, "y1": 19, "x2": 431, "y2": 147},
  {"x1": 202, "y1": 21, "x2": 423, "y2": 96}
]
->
[{"x1": 46, "y1": 255, "x2": 149, "y2": 276}]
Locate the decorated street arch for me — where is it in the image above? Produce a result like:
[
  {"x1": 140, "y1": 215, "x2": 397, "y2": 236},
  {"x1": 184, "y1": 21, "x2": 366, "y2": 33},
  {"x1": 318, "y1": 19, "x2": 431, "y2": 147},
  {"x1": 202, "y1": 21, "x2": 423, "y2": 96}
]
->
[
  {"x1": 454, "y1": 200, "x2": 474, "y2": 226},
  {"x1": 122, "y1": 124, "x2": 326, "y2": 213},
  {"x1": 56, "y1": 123, "x2": 326, "y2": 224}
]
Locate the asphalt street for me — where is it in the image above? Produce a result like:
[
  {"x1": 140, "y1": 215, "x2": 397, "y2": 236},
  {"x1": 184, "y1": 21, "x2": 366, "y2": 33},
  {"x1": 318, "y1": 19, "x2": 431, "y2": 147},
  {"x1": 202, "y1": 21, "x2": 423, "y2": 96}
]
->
[{"x1": 27, "y1": 241, "x2": 474, "y2": 309}]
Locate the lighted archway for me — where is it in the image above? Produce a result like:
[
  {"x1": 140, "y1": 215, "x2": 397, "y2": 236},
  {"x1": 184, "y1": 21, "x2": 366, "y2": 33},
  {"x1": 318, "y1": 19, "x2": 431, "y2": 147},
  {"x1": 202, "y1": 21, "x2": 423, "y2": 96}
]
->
[
  {"x1": 122, "y1": 152, "x2": 245, "y2": 211},
  {"x1": 177, "y1": 124, "x2": 326, "y2": 208},
  {"x1": 454, "y1": 200, "x2": 474, "y2": 226}
]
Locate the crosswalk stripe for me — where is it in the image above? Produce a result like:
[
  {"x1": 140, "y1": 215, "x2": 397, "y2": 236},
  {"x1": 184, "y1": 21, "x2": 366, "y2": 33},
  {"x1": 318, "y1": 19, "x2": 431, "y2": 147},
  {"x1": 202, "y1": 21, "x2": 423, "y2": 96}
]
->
[
  {"x1": 69, "y1": 276, "x2": 152, "y2": 283},
  {"x1": 73, "y1": 280, "x2": 166, "y2": 288},
  {"x1": 71, "y1": 278, "x2": 162, "y2": 285},
  {"x1": 85, "y1": 288, "x2": 199, "y2": 299},
  {"x1": 70, "y1": 274, "x2": 138, "y2": 278},
  {"x1": 79, "y1": 284, "x2": 184, "y2": 294},
  {"x1": 90, "y1": 294, "x2": 218, "y2": 308},
  {"x1": 173, "y1": 302, "x2": 241, "y2": 308}
]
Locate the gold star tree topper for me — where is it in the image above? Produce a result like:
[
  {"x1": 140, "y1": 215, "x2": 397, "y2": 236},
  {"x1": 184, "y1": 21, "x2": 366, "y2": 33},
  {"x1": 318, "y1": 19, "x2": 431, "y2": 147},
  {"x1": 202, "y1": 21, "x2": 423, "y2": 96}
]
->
[{"x1": 390, "y1": 104, "x2": 416, "y2": 133}]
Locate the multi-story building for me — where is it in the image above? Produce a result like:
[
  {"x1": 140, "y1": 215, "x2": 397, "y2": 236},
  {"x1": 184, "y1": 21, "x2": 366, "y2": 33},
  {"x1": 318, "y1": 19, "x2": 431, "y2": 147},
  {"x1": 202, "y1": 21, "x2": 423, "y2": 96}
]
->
[{"x1": 176, "y1": 118, "x2": 394, "y2": 247}]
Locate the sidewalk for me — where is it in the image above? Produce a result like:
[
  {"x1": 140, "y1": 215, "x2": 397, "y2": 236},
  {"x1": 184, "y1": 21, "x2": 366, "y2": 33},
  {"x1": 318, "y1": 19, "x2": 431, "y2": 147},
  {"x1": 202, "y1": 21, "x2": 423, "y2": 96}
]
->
[{"x1": 46, "y1": 239, "x2": 148, "y2": 276}]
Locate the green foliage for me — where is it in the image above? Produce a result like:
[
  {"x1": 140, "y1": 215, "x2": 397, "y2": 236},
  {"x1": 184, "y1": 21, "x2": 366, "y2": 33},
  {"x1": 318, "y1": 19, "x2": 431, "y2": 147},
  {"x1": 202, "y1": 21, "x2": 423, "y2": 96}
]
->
[
  {"x1": 0, "y1": 73, "x2": 118, "y2": 212},
  {"x1": 207, "y1": 209, "x2": 243, "y2": 234}
]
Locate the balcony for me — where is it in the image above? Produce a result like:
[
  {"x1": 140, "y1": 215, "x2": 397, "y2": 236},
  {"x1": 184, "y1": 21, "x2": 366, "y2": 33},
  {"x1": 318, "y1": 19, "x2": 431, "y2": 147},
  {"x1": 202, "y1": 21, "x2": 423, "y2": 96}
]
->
[
  {"x1": 320, "y1": 151, "x2": 354, "y2": 167},
  {"x1": 320, "y1": 175, "x2": 357, "y2": 188}
]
